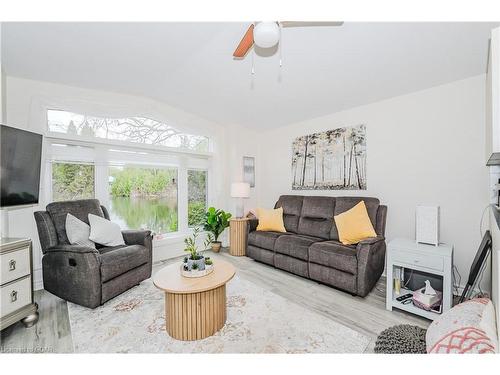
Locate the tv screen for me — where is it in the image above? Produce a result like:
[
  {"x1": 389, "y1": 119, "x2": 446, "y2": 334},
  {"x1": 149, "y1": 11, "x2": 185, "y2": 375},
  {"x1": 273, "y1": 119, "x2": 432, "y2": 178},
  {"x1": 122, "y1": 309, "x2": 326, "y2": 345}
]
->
[{"x1": 1, "y1": 125, "x2": 43, "y2": 208}]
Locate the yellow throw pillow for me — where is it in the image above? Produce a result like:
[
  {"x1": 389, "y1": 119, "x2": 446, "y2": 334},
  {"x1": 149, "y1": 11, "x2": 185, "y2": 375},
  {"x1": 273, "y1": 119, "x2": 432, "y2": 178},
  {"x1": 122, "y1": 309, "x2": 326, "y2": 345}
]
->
[
  {"x1": 334, "y1": 201, "x2": 377, "y2": 245},
  {"x1": 256, "y1": 207, "x2": 287, "y2": 233}
]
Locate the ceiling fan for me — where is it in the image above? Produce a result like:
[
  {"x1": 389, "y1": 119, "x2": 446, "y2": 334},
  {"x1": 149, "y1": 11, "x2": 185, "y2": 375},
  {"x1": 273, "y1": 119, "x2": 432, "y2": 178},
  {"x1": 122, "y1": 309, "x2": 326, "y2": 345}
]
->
[{"x1": 233, "y1": 21, "x2": 344, "y2": 59}]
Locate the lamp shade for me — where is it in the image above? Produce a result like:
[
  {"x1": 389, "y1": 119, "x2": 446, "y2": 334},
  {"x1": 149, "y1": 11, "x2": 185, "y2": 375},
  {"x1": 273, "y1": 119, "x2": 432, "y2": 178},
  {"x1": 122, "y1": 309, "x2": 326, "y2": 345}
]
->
[{"x1": 231, "y1": 182, "x2": 250, "y2": 198}]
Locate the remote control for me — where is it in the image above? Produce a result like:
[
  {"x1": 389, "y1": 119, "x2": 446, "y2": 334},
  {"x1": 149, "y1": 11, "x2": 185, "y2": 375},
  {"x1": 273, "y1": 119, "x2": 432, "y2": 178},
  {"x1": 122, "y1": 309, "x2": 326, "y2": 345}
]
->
[{"x1": 396, "y1": 293, "x2": 413, "y2": 302}]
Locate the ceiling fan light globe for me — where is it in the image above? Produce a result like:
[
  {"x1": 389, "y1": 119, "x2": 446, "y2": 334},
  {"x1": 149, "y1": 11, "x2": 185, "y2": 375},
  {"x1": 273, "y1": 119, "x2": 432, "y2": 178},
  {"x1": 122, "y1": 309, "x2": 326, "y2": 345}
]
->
[{"x1": 254, "y1": 22, "x2": 280, "y2": 48}]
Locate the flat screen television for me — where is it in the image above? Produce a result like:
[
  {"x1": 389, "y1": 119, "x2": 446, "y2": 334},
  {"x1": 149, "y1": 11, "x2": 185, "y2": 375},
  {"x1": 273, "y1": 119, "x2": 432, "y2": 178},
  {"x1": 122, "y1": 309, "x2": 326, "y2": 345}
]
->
[{"x1": 0, "y1": 124, "x2": 43, "y2": 208}]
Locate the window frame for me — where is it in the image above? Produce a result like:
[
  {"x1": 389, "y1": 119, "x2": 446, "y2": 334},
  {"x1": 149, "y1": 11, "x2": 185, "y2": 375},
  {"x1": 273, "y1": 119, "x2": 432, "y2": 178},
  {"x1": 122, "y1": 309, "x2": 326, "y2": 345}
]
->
[{"x1": 45, "y1": 116, "x2": 213, "y2": 240}]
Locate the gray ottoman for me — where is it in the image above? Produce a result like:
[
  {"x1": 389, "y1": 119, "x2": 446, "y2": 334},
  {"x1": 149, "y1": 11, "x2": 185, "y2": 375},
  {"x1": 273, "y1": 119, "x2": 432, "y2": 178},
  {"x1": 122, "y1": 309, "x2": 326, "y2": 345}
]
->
[{"x1": 374, "y1": 324, "x2": 427, "y2": 354}]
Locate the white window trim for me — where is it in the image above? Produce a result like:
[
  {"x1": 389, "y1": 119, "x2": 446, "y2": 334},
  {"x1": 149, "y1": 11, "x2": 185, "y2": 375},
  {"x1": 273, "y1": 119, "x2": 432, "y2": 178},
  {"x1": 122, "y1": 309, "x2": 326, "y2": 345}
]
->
[{"x1": 45, "y1": 133, "x2": 212, "y2": 239}]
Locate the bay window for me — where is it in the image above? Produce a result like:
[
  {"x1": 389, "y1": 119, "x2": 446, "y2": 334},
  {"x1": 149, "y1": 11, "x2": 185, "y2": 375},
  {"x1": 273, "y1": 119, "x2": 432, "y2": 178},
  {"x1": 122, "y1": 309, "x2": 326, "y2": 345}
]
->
[{"x1": 45, "y1": 109, "x2": 211, "y2": 237}]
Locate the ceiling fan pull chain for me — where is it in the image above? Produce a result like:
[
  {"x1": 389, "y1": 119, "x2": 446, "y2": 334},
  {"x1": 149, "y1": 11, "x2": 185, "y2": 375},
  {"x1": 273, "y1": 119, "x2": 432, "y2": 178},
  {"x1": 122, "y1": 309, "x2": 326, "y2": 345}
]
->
[
  {"x1": 279, "y1": 23, "x2": 283, "y2": 67},
  {"x1": 251, "y1": 48, "x2": 255, "y2": 75}
]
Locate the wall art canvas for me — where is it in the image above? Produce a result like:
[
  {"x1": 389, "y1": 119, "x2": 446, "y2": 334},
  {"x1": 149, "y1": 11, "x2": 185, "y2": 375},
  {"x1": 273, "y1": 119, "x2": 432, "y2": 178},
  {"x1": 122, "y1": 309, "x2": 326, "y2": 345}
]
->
[
  {"x1": 243, "y1": 156, "x2": 255, "y2": 188},
  {"x1": 291, "y1": 124, "x2": 367, "y2": 190}
]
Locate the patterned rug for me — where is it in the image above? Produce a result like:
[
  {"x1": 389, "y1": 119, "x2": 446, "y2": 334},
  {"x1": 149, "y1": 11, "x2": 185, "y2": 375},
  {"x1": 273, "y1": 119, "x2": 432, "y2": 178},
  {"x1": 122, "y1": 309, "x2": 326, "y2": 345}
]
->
[{"x1": 68, "y1": 274, "x2": 370, "y2": 353}]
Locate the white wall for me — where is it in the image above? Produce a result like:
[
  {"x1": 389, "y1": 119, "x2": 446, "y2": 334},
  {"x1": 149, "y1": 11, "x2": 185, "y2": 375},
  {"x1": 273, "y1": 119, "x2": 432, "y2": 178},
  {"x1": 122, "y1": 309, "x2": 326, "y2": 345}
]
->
[
  {"x1": 3, "y1": 75, "x2": 258, "y2": 289},
  {"x1": 0, "y1": 23, "x2": 4, "y2": 123},
  {"x1": 257, "y1": 75, "x2": 490, "y2": 292}
]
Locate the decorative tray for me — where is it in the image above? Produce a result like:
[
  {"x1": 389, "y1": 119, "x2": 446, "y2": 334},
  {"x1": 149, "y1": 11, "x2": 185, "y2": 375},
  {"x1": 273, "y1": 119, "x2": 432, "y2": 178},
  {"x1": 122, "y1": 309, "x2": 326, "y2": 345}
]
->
[{"x1": 180, "y1": 264, "x2": 214, "y2": 278}]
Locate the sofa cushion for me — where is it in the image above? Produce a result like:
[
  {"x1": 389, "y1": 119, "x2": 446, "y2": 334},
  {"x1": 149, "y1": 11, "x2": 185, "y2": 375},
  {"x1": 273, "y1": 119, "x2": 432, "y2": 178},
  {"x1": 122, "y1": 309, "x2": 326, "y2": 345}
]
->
[
  {"x1": 330, "y1": 197, "x2": 380, "y2": 240},
  {"x1": 275, "y1": 253, "x2": 309, "y2": 278},
  {"x1": 247, "y1": 245, "x2": 275, "y2": 266},
  {"x1": 297, "y1": 196, "x2": 336, "y2": 239},
  {"x1": 274, "y1": 195, "x2": 304, "y2": 233},
  {"x1": 275, "y1": 234, "x2": 322, "y2": 261},
  {"x1": 248, "y1": 231, "x2": 289, "y2": 251},
  {"x1": 309, "y1": 263, "x2": 357, "y2": 293},
  {"x1": 47, "y1": 199, "x2": 105, "y2": 244},
  {"x1": 308, "y1": 240, "x2": 358, "y2": 274},
  {"x1": 99, "y1": 244, "x2": 149, "y2": 282}
]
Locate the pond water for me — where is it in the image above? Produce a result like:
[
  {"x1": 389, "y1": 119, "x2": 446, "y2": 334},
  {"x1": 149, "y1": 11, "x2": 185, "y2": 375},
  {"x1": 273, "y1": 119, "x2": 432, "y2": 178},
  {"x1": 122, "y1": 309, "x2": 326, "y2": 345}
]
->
[{"x1": 108, "y1": 196, "x2": 178, "y2": 234}]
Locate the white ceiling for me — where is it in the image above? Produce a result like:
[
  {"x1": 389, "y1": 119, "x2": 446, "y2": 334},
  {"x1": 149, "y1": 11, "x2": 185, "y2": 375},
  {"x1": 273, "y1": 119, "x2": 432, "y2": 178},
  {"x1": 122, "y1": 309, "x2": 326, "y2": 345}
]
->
[{"x1": 2, "y1": 22, "x2": 498, "y2": 129}]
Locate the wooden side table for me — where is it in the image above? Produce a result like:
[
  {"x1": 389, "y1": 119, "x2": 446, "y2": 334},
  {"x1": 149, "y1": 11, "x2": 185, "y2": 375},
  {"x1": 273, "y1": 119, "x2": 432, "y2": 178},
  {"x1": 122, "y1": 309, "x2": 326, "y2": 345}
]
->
[{"x1": 229, "y1": 218, "x2": 248, "y2": 256}]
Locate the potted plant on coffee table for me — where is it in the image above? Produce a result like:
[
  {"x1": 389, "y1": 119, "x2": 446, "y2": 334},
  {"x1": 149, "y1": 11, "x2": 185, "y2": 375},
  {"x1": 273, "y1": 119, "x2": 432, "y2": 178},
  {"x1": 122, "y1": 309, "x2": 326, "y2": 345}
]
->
[
  {"x1": 183, "y1": 227, "x2": 206, "y2": 271},
  {"x1": 203, "y1": 207, "x2": 231, "y2": 252}
]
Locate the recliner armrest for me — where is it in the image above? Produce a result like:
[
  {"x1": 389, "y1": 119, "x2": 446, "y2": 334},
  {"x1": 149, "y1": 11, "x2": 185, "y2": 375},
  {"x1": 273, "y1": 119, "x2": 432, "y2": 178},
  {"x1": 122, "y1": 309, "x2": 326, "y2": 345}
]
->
[
  {"x1": 45, "y1": 244, "x2": 99, "y2": 255},
  {"x1": 122, "y1": 230, "x2": 153, "y2": 247}
]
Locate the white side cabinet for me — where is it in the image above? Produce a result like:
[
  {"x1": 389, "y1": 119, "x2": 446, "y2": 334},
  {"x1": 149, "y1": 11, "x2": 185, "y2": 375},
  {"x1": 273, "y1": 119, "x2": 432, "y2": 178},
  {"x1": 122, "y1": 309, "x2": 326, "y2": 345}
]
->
[
  {"x1": 386, "y1": 238, "x2": 453, "y2": 321},
  {"x1": 0, "y1": 238, "x2": 39, "y2": 330}
]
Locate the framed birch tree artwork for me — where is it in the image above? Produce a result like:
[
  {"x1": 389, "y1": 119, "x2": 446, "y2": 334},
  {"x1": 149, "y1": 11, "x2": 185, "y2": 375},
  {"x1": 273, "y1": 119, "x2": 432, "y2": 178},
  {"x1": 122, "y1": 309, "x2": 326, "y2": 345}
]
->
[
  {"x1": 243, "y1": 156, "x2": 255, "y2": 187},
  {"x1": 291, "y1": 124, "x2": 367, "y2": 190}
]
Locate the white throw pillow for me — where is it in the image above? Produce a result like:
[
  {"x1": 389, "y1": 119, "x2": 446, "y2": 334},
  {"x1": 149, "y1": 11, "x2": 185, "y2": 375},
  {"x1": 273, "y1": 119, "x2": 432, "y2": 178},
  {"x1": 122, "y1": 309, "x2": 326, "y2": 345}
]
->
[
  {"x1": 88, "y1": 213, "x2": 125, "y2": 247},
  {"x1": 65, "y1": 213, "x2": 95, "y2": 248}
]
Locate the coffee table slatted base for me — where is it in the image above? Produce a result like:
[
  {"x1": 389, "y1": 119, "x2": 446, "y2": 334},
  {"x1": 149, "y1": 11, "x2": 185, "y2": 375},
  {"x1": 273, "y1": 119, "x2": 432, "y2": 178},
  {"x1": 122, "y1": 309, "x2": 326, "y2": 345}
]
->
[{"x1": 165, "y1": 284, "x2": 227, "y2": 341}]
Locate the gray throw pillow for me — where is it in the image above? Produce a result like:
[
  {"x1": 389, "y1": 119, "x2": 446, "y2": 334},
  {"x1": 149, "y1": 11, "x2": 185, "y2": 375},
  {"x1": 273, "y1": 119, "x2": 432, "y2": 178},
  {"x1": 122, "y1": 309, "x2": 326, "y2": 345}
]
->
[{"x1": 65, "y1": 213, "x2": 95, "y2": 248}]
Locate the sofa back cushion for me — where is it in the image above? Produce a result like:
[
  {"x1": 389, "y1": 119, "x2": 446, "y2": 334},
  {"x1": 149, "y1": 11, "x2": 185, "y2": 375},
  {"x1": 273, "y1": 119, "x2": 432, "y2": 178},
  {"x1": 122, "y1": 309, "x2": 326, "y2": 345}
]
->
[
  {"x1": 297, "y1": 196, "x2": 336, "y2": 240},
  {"x1": 46, "y1": 199, "x2": 105, "y2": 244},
  {"x1": 274, "y1": 195, "x2": 304, "y2": 233},
  {"x1": 330, "y1": 197, "x2": 379, "y2": 240}
]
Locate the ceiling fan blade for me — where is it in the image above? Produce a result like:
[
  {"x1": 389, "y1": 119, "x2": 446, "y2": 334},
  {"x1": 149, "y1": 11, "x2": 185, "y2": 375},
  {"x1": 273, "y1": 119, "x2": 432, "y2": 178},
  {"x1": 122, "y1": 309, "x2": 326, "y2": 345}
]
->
[
  {"x1": 280, "y1": 21, "x2": 344, "y2": 28},
  {"x1": 233, "y1": 24, "x2": 254, "y2": 58}
]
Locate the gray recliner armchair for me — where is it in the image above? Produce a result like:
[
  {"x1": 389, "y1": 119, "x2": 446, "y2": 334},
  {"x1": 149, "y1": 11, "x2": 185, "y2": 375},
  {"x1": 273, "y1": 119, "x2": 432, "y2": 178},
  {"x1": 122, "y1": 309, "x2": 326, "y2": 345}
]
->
[{"x1": 34, "y1": 199, "x2": 153, "y2": 308}]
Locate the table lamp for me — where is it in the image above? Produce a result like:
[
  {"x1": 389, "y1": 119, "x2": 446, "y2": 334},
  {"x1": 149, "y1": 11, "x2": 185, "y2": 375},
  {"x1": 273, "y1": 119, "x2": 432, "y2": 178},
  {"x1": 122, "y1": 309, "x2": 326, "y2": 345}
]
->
[{"x1": 231, "y1": 182, "x2": 250, "y2": 218}]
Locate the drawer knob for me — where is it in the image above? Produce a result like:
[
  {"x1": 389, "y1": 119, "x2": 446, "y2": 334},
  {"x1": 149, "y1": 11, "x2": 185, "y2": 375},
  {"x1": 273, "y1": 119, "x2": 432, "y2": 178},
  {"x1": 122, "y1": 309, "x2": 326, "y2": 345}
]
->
[
  {"x1": 414, "y1": 260, "x2": 419, "y2": 263},
  {"x1": 9, "y1": 259, "x2": 16, "y2": 271},
  {"x1": 11, "y1": 290, "x2": 18, "y2": 303}
]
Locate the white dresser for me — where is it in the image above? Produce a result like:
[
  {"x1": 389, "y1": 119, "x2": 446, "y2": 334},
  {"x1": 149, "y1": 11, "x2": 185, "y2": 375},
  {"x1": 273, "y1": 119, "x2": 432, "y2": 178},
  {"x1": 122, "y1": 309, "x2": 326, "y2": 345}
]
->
[
  {"x1": 0, "y1": 237, "x2": 39, "y2": 330},
  {"x1": 386, "y1": 238, "x2": 454, "y2": 320}
]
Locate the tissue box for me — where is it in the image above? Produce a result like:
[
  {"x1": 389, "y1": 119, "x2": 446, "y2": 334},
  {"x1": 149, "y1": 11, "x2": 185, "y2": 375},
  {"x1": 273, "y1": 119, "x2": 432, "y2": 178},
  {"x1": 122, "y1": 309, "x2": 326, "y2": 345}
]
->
[{"x1": 412, "y1": 287, "x2": 442, "y2": 311}]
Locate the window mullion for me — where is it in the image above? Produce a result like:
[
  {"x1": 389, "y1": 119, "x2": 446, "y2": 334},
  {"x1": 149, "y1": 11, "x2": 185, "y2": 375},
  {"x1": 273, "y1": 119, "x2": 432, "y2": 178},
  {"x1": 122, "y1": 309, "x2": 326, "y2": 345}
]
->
[{"x1": 178, "y1": 160, "x2": 188, "y2": 233}]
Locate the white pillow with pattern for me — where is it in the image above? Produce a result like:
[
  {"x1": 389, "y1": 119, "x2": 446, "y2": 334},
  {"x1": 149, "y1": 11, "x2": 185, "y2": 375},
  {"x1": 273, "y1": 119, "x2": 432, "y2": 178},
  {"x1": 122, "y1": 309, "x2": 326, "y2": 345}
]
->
[{"x1": 426, "y1": 298, "x2": 498, "y2": 354}]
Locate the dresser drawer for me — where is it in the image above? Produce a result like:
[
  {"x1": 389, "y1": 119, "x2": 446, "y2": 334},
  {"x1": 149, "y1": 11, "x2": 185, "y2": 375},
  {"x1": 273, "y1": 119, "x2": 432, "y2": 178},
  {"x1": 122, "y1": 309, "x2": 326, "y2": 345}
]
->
[
  {"x1": 0, "y1": 276, "x2": 32, "y2": 317},
  {"x1": 0, "y1": 246, "x2": 30, "y2": 285},
  {"x1": 391, "y1": 249, "x2": 444, "y2": 272}
]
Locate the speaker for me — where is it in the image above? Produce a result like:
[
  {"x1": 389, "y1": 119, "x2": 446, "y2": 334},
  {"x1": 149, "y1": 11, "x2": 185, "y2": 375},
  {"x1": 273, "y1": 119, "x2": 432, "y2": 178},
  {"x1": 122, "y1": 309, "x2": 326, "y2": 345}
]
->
[{"x1": 416, "y1": 206, "x2": 440, "y2": 246}]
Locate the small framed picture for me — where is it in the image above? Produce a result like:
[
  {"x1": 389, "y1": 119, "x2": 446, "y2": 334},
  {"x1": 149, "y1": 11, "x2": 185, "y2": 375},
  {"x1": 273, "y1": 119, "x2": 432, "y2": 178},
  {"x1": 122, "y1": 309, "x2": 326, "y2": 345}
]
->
[{"x1": 243, "y1": 156, "x2": 255, "y2": 188}]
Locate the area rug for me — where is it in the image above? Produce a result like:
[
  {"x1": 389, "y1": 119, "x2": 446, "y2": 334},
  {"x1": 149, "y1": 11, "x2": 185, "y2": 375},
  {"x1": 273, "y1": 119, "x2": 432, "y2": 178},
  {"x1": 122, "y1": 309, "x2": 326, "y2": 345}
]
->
[{"x1": 67, "y1": 274, "x2": 370, "y2": 353}]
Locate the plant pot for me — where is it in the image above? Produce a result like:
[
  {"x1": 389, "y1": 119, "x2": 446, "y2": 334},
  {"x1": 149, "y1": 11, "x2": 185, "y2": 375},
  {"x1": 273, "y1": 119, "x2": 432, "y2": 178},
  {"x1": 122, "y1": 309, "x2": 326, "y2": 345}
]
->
[
  {"x1": 186, "y1": 256, "x2": 206, "y2": 271},
  {"x1": 211, "y1": 241, "x2": 222, "y2": 252}
]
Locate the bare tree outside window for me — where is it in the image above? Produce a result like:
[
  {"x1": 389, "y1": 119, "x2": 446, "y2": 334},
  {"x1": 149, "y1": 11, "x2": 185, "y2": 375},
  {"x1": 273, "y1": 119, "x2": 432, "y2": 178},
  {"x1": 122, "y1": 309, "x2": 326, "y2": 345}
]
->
[{"x1": 47, "y1": 110, "x2": 209, "y2": 152}]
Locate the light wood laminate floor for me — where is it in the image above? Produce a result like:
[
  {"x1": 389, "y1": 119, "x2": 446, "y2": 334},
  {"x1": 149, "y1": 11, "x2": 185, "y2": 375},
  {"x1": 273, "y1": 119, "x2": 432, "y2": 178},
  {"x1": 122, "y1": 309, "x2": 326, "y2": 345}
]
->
[{"x1": 1, "y1": 250, "x2": 430, "y2": 353}]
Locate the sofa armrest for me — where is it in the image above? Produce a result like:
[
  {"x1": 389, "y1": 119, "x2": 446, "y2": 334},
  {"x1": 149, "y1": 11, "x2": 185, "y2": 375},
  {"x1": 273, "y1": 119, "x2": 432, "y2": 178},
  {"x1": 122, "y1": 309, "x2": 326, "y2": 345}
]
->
[
  {"x1": 356, "y1": 236, "x2": 386, "y2": 297},
  {"x1": 247, "y1": 218, "x2": 259, "y2": 233},
  {"x1": 122, "y1": 230, "x2": 153, "y2": 248},
  {"x1": 356, "y1": 236, "x2": 385, "y2": 247}
]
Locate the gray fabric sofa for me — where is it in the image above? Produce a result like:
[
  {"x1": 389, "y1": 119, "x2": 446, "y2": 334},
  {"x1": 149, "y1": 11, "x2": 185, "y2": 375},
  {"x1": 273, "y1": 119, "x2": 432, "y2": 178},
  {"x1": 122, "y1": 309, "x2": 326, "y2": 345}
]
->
[
  {"x1": 247, "y1": 195, "x2": 387, "y2": 297},
  {"x1": 34, "y1": 199, "x2": 153, "y2": 308}
]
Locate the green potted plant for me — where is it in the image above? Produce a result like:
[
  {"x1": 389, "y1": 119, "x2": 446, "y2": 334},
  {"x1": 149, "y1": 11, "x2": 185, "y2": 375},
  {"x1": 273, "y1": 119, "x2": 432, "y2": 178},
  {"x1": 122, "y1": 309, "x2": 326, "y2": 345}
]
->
[
  {"x1": 183, "y1": 227, "x2": 206, "y2": 270},
  {"x1": 203, "y1": 207, "x2": 232, "y2": 252}
]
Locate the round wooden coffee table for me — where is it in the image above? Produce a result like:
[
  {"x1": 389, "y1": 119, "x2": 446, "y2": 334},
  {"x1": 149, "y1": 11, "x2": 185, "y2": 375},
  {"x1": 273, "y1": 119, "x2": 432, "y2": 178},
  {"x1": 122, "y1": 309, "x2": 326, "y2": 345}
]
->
[{"x1": 153, "y1": 259, "x2": 236, "y2": 341}]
